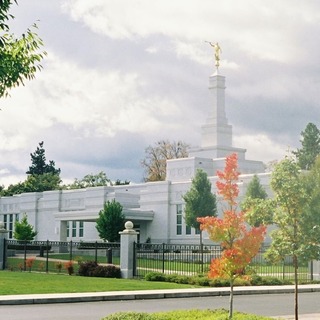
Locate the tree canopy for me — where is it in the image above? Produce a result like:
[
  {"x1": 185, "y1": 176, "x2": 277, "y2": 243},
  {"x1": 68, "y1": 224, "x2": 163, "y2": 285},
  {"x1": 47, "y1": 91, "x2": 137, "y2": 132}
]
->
[
  {"x1": 0, "y1": 141, "x2": 61, "y2": 196},
  {"x1": 245, "y1": 156, "x2": 320, "y2": 320},
  {"x1": 26, "y1": 141, "x2": 60, "y2": 176},
  {"x1": 241, "y1": 175, "x2": 273, "y2": 227},
  {"x1": 293, "y1": 122, "x2": 320, "y2": 170},
  {"x1": 183, "y1": 169, "x2": 217, "y2": 237},
  {"x1": 13, "y1": 213, "x2": 37, "y2": 241},
  {"x1": 96, "y1": 199, "x2": 125, "y2": 242},
  {"x1": 141, "y1": 140, "x2": 189, "y2": 182},
  {"x1": 0, "y1": 0, "x2": 46, "y2": 99},
  {"x1": 64, "y1": 172, "x2": 111, "y2": 189}
]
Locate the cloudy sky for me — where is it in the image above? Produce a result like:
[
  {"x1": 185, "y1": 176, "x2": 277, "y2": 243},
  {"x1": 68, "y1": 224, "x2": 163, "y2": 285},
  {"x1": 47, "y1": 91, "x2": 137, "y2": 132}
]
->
[{"x1": 1, "y1": 0, "x2": 319, "y2": 186}]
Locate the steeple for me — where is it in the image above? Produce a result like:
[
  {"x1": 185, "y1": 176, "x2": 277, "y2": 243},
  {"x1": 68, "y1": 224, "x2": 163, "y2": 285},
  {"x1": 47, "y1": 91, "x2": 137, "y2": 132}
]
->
[{"x1": 201, "y1": 74, "x2": 232, "y2": 148}]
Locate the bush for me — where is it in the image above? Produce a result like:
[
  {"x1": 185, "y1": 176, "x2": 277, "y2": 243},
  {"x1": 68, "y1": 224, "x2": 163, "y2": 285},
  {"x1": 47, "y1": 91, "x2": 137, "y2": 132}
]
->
[
  {"x1": 144, "y1": 271, "x2": 294, "y2": 288},
  {"x1": 209, "y1": 278, "x2": 230, "y2": 287},
  {"x1": 78, "y1": 260, "x2": 121, "y2": 278},
  {"x1": 91, "y1": 265, "x2": 121, "y2": 278},
  {"x1": 250, "y1": 275, "x2": 292, "y2": 286},
  {"x1": 144, "y1": 272, "x2": 166, "y2": 282},
  {"x1": 78, "y1": 261, "x2": 98, "y2": 277}
]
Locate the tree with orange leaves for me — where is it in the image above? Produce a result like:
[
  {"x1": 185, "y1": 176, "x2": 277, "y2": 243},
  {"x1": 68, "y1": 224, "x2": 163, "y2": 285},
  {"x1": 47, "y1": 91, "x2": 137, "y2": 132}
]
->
[{"x1": 198, "y1": 153, "x2": 266, "y2": 320}]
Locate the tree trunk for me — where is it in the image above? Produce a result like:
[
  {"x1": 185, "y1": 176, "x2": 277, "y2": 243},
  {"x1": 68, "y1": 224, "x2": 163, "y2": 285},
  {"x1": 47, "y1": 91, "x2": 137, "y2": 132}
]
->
[
  {"x1": 229, "y1": 279, "x2": 234, "y2": 320},
  {"x1": 294, "y1": 254, "x2": 299, "y2": 320}
]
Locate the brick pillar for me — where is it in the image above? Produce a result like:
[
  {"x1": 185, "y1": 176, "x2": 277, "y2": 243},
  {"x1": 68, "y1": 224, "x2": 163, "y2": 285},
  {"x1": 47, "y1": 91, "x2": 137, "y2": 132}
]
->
[{"x1": 119, "y1": 221, "x2": 139, "y2": 279}]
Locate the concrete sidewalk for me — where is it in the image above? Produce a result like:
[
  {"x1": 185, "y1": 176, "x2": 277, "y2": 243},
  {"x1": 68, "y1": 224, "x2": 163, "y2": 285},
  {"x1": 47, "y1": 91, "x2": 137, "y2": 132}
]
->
[{"x1": 1, "y1": 284, "x2": 320, "y2": 319}]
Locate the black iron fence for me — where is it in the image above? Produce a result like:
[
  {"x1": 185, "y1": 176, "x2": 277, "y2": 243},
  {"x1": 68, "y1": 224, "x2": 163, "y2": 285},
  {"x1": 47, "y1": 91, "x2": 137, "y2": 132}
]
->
[
  {"x1": 3, "y1": 240, "x2": 315, "y2": 282},
  {"x1": 134, "y1": 243, "x2": 314, "y2": 282},
  {"x1": 4, "y1": 239, "x2": 120, "y2": 274}
]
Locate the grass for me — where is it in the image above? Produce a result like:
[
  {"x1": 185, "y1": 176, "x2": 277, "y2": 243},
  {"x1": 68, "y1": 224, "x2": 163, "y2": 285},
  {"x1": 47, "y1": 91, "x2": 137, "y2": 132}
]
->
[
  {"x1": 0, "y1": 271, "x2": 197, "y2": 295},
  {"x1": 101, "y1": 309, "x2": 274, "y2": 320}
]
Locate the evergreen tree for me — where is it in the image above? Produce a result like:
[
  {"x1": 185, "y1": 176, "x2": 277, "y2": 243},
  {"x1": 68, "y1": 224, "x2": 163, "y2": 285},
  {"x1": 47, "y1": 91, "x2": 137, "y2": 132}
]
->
[
  {"x1": 13, "y1": 214, "x2": 37, "y2": 241},
  {"x1": 245, "y1": 175, "x2": 267, "y2": 199},
  {"x1": 241, "y1": 175, "x2": 273, "y2": 227},
  {"x1": 96, "y1": 200, "x2": 125, "y2": 242},
  {"x1": 183, "y1": 169, "x2": 217, "y2": 246},
  {"x1": 293, "y1": 123, "x2": 320, "y2": 170},
  {"x1": 26, "y1": 141, "x2": 60, "y2": 175}
]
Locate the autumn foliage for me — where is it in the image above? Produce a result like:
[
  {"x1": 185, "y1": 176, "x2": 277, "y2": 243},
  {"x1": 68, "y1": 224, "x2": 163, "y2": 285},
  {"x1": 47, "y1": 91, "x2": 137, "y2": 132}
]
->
[{"x1": 198, "y1": 153, "x2": 266, "y2": 280}]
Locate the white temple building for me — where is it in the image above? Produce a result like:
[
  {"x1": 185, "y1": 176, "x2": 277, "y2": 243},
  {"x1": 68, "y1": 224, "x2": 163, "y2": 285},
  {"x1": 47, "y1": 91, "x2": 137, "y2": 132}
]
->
[{"x1": 0, "y1": 69, "x2": 271, "y2": 245}]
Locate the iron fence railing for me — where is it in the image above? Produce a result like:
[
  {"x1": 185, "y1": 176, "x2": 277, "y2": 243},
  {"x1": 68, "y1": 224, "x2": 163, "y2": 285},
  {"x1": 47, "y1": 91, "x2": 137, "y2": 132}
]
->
[
  {"x1": 3, "y1": 240, "x2": 315, "y2": 282},
  {"x1": 134, "y1": 243, "x2": 313, "y2": 282},
  {"x1": 4, "y1": 239, "x2": 120, "y2": 273}
]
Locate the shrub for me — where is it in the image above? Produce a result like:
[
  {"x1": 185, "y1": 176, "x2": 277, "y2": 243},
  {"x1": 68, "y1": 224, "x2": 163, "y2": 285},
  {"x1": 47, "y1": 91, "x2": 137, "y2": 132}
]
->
[
  {"x1": 250, "y1": 275, "x2": 292, "y2": 286},
  {"x1": 78, "y1": 260, "x2": 121, "y2": 278},
  {"x1": 55, "y1": 261, "x2": 63, "y2": 273},
  {"x1": 78, "y1": 261, "x2": 98, "y2": 277},
  {"x1": 194, "y1": 277, "x2": 210, "y2": 286},
  {"x1": 209, "y1": 278, "x2": 230, "y2": 287},
  {"x1": 164, "y1": 274, "x2": 180, "y2": 283},
  {"x1": 145, "y1": 272, "x2": 166, "y2": 282},
  {"x1": 64, "y1": 261, "x2": 74, "y2": 275},
  {"x1": 91, "y1": 265, "x2": 121, "y2": 278}
]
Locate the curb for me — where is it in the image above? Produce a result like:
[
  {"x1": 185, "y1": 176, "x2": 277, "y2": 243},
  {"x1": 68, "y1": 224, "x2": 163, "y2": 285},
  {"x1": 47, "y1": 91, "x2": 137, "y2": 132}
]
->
[{"x1": 1, "y1": 285, "x2": 320, "y2": 305}]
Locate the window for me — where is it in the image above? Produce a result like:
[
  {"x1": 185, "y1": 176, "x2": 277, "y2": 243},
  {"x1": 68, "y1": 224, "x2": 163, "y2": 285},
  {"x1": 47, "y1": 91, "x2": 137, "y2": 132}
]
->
[
  {"x1": 79, "y1": 221, "x2": 84, "y2": 238},
  {"x1": 72, "y1": 221, "x2": 77, "y2": 237},
  {"x1": 3, "y1": 213, "x2": 18, "y2": 239},
  {"x1": 176, "y1": 204, "x2": 182, "y2": 235},
  {"x1": 186, "y1": 225, "x2": 191, "y2": 235},
  {"x1": 67, "y1": 221, "x2": 70, "y2": 237}
]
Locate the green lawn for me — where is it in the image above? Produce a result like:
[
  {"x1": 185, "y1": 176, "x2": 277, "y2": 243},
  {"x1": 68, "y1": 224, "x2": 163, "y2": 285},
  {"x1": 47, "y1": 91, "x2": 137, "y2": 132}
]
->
[{"x1": 0, "y1": 271, "x2": 197, "y2": 295}]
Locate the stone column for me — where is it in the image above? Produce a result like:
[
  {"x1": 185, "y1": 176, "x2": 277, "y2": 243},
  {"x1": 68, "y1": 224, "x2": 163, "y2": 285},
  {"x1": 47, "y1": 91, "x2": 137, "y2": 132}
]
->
[
  {"x1": 310, "y1": 260, "x2": 320, "y2": 281},
  {"x1": 0, "y1": 222, "x2": 9, "y2": 270},
  {"x1": 119, "y1": 221, "x2": 139, "y2": 279}
]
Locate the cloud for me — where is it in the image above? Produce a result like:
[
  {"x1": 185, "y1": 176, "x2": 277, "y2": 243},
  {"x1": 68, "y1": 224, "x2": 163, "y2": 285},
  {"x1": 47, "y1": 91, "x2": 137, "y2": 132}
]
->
[
  {"x1": 62, "y1": 0, "x2": 320, "y2": 65},
  {"x1": 1, "y1": 0, "x2": 320, "y2": 189}
]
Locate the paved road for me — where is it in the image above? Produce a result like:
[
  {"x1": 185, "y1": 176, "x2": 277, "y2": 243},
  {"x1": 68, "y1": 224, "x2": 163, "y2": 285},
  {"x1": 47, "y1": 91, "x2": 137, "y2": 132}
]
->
[{"x1": 2, "y1": 292, "x2": 320, "y2": 320}]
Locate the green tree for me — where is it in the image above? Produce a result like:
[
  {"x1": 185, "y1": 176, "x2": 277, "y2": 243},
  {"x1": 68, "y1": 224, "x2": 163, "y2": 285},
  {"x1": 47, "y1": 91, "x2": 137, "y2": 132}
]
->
[
  {"x1": 23, "y1": 173, "x2": 61, "y2": 193},
  {"x1": 0, "y1": 181, "x2": 26, "y2": 196},
  {"x1": 64, "y1": 172, "x2": 111, "y2": 189},
  {"x1": 0, "y1": 0, "x2": 46, "y2": 99},
  {"x1": 241, "y1": 175, "x2": 274, "y2": 227},
  {"x1": 141, "y1": 140, "x2": 189, "y2": 182},
  {"x1": 13, "y1": 213, "x2": 37, "y2": 240},
  {"x1": 245, "y1": 175, "x2": 267, "y2": 199},
  {"x1": 299, "y1": 157, "x2": 320, "y2": 259},
  {"x1": 264, "y1": 157, "x2": 320, "y2": 320},
  {"x1": 0, "y1": 142, "x2": 61, "y2": 196},
  {"x1": 96, "y1": 200, "x2": 125, "y2": 242},
  {"x1": 183, "y1": 169, "x2": 217, "y2": 246},
  {"x1": 293, "y1": 122, "x2": 320, "y2": 170},
  {"x1": 26, "y1": 141, "x2": 60, "y2": 176}
]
